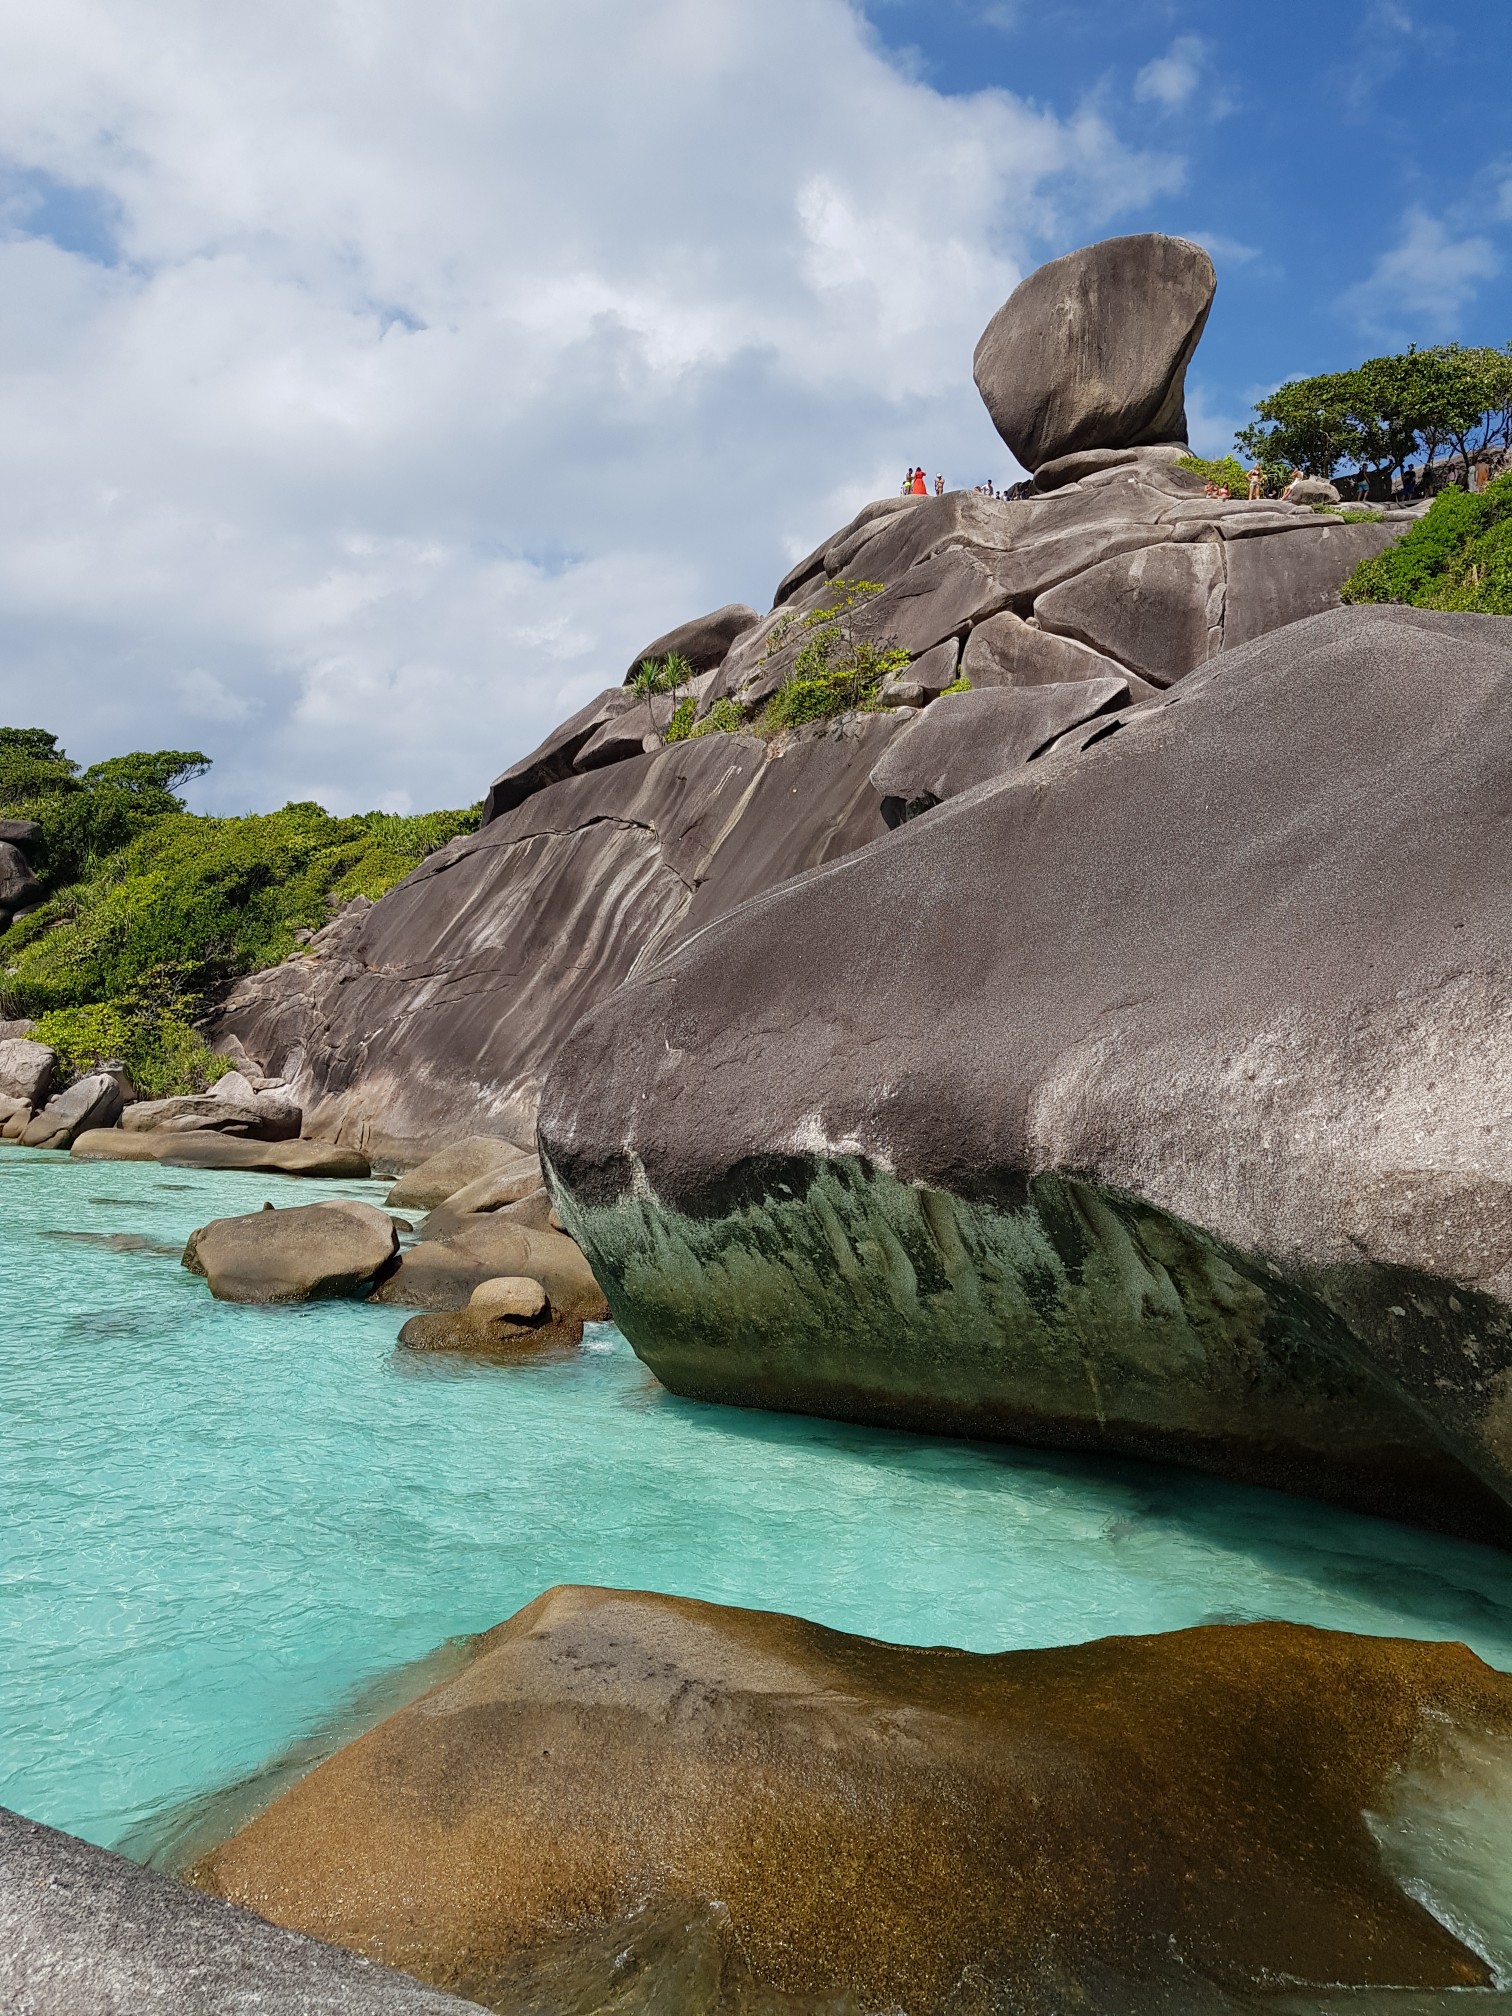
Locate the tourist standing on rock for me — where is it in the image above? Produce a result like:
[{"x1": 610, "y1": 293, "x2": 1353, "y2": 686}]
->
[
  {"x1": 934, "y1": 473, "x2": 945, "y2": 496},
  {"x1": 1247, "y1": 463, "x2": 1263, "y2": 501},
  {"x1": 902, "y1": 467, "x2": 915, "y2": 495},
  {"x1": 911, "y1": 467, "x2": 928, "y2": 496}
]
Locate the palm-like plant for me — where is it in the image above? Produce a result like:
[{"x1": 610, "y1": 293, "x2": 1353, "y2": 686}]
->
[{"x1": 630, "y1": 651, "x2": 695, "y2": 739}]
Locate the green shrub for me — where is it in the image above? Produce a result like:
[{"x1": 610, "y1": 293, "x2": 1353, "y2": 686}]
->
[
  {"x1": 759, "y1": 578, "x2": 908, "y2": 730},
  {"x1": 691, "y1": 698, "x2": 746, "y2": 737},
  {"x1": 1, "y1": 728, "x2": 480, "y2": 1094},
  {"x1": 939, "y1": 674, "x2": 972, "y2": 695},
  {"x1": 1178, "y1": 454, "x2": 1250, "y2": 497},
  {"x1": 1341, "y1": 474, "x2": 1512, "y2": 613},
  {"x1": 663, "y1": 697, "x2": 698, "y2": 742}
]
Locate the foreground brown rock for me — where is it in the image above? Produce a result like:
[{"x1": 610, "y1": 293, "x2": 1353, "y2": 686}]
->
[
  {"x1": 192, "y1": 1588, "x2": 1512, "y2": 2014},
  {"x1": 539, "y1": 607, "x2": 1512, "y2": 1541},
  {"x1": 183, "y1": 1201, "x2": 399, "y2": 1303}
]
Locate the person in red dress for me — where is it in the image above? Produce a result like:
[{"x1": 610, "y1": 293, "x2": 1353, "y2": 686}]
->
[{"x1": 911, "y1": 466, "x2": 928, "y2": 495}]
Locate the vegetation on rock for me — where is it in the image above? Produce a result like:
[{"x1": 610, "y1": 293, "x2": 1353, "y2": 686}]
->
[
  {"x1": 762, "y1": 578, "x2": 909, "y2": 731},
  {"x1": 0, "y1": 728, "x2": 478, "y2": 1094},
  {"x1": 1177, "y1": 453, "x2": 1250, "y2": 496},
  {"x1": 1237, "y1": 344, "x2": 1512, "y2": 487},
  {"x1": 1341, "y1": 472, "x2": 1512, "y2": 613}
]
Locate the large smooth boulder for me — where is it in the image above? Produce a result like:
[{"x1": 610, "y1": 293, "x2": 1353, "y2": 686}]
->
[
  {"x1": 973, "y1": 234, "x2": 1216, "y2": 471},
  {"x1": 386, "y1": 1136, "x2": 533, "y2": 1212},
  {"x1": 373, "y1": 1218, "x2": 607, "y2": 1319},
  {"x1": 539, "y1": 608, "x2": 1512, "y2": 1540},
  {"x1": 183, "y1": 1200, "x2": 399, "y2": 1303},
  {"x1": 417, "y1": 1157, "x2": 544, "y2": 1240},
  {"x1": 20, "y1": 1072, "x2": 123, "y2": 1149},
  {"x1": 0, "y1": 1036, "x2": 53, "y2": 1107},
  {"x1": 192, "y1": 1586, "x2": 1512, "y2": 2012},
  {"x1": 623, "y1": 602, "x2": 759, "y2": 681},
  {"x1": 0, "y1": 1806, "x2": 483, "y2": 2015},
  {"x1": 1035, "y1": 540, "x2": 1226, "y2": 684},
  {"x1": 870, "y1": 680, "x2": 1133, "y2": 824}
]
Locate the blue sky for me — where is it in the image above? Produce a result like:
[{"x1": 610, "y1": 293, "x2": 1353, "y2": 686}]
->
[
  {"x1": 864, "y1": 0, "x2": 1512, "y2": 450},
  {"x1": 0, "y1": 1, "x2": 1506, "y2": 814}
]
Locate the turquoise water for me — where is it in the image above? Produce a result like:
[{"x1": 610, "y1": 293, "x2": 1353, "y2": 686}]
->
[{"x1": 6, "y1": 1148, "x2": 1512, "y2": 1855}]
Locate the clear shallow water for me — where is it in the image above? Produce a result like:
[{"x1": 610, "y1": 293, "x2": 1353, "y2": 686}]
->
[{"x1": 6, "y1": 1149, "x2": 1512, "y2": 1855}]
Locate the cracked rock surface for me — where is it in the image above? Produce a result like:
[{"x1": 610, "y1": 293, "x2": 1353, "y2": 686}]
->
[{"x1": 539, "y1": 606, "x2": 1512, "y2": 1538}]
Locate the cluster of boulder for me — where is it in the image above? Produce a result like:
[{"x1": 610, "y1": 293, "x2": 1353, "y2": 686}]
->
[
  {"x1": 0, "y1": 1028, "x2": 125, "y2": 1148},
  {"x1": 178, "y1": 1133, "x2": 606, "y2": 1356}
]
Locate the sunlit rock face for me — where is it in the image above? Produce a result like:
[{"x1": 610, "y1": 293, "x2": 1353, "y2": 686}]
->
[
  {"x1": 192, "y1": 1587, "x2": 1512, "y2": 2013},
  {"x1": 214, "y1": 240, "x2": 1409, "y2": 1164},
  {"x1": 540, "y1": 606, "x2": 1512, "y2": 1539}
]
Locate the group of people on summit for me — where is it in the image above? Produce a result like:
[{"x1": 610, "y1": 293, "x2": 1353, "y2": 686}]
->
[{"x1": 901, "y1": 467, "x2": 945, "y2": 497}]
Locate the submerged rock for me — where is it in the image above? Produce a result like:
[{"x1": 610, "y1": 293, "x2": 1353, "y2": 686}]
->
[
  {"x1": 397, "y1": 1275, "x2": 583, "y2": 1355},
  {"x1": 191, "y1": 1585, "x2": 1512, "y2": 2013},
  {"x1": 539, "y1": 607, "x2": 1512, "y2": 1539},
  {"x1": 183, "y1": 1200, "x2": 398, "y2": 1303},
  {"x1": 973, "y1": 233, "x2": 1215, "y2": 472},
  {"x1": 0, "y1": 1804, "x2": 482, "y2": 2013}
]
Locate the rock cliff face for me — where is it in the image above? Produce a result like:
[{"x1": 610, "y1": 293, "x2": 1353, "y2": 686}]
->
[
  {"x1": 193, "y1": 1586, "x2": 1512, "y2": 2013},
  {"x1": 215, "y1": 477, "x2": 1405, "y2": 1160},
  {"x1": 539, "y1": 607, "x2": 1512, "y2": 1539},
  {"x1": 216, "y1": 715, "x2": 908, "y2": 1163}
]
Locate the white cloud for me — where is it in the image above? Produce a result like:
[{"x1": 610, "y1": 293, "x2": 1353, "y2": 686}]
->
[
  {"x1": 0, "y1": 0, "x2": 1182, "y2": 814},
  {"x1": 1340, "y1": 206, "x2": 1500, "y2": 341},
  {"x1": 1134, "y1": 36, "x2": 1207, "y2": 112}
]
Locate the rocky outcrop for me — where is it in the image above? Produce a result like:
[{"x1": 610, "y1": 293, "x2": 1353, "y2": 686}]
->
[
  {"x1": 539, "y1": 607, "x2": 1512, "y2": 1540},
  {"x1": 20, "y1": 1071, "x2": 124, "y2": 1149},
  {"x1": 183, "y1": 1201, "x2": 398, "y2": 1302},
  {"x1": 622, "y1": 601, "x2": 760, "y2": 682},
  {"x1": 213, "y1": 238, "x2": 1412, "y2": 1160},
  {"x1": 973, "y1": 234, "x2": 1215, "y2": 472},
  {"x1": 870, "y1": 679, "x2": 1131, "y2": 823},
  {"x1": 192, "y1": 1585, "x2": 1512, "y2": 2012},
  {"x1": 0, "y1": 1804, "x2": 482, "y2": 2014},
  {"x1": 215, "y1": 715, "x2": 911, "y2": 1162}
]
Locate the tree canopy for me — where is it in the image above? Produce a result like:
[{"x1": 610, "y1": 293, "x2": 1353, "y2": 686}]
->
[
  {"x1": 1236, "y1": 344, "x2": 1512, "y2": 486},
  {"x1": 1, "y1": 727, "x2": 478, "y2": 1095}
]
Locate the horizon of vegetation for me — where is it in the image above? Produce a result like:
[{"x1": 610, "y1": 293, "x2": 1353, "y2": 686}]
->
[{"x1": 0, "y1": 728, "x2": 478, "y2": 1097}]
